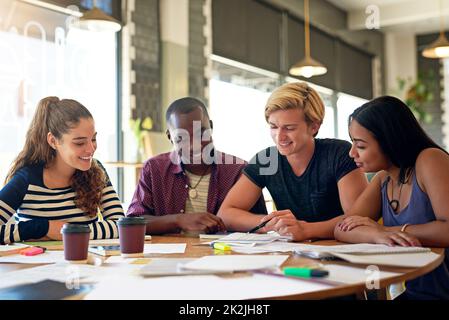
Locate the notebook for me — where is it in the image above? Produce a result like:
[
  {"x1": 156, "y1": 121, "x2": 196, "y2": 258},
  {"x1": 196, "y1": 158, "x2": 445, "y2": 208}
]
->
[{"x1": 294, "y1": 243, "x2": 431, "y2": 259}]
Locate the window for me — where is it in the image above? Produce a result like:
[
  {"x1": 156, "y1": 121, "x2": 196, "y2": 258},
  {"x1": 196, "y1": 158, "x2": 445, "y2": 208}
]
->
[
  {"x1": 336, "y1": 93, "x2": 368, "y2": 142},
  {"x1": 0, "y1": 1, "x2": 118, "y2": 186}
]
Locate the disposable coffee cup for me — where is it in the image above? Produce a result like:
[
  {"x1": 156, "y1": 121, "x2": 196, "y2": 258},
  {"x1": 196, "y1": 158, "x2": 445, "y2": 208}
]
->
[
  {"x1": 61, "y1": 223, "x2": 91, "y2": 264},
  {"x1": 117, "y1": 216, "x2": 147, "y2": 258}
]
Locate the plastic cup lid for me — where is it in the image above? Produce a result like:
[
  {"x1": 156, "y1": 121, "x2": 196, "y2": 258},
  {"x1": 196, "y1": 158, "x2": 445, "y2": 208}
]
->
[
  {"x1": 117, "y1": 216, "x2": 147, "y2": 226},
  {"x1": 61, "y1": 223, "x2": 91, "y2": 233}
]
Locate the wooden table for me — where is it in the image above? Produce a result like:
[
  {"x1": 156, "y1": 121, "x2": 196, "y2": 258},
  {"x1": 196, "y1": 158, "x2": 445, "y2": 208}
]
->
[{"x1": 0, "y1": 235, "x2": 444, "y2": 300}]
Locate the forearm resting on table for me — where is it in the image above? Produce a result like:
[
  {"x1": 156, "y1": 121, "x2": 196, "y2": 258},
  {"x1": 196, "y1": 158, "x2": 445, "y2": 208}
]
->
[
  {"x1": 384, "y1": 220, "x2": 449, "y2": 247},
  {"x1": 334, "y1": 224, "x2": 378, "y2": 243},
  {"x1": 142, "y1": 214, "x2": 181, "y2": 235},
  {"x1": 305, "y1": 216, "x2": 343, "y2": 240},
  {"x1": 217, "y1": 207, "x2": 266, "y2": 232}
]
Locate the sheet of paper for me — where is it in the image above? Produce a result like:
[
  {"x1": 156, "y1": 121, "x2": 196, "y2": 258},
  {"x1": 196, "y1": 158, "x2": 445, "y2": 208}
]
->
[
  {"x1": 182, "y1": 255, "x2": 289, "y2": 271},
  {"x1": 0, "y1": 250, "x2": 66, "y2": 264},
  {"x1": 143, "y1": 243, "x2": 186, "y2": 254},
  {"x1": 90, "y1": 235, "x2": 152, "y2": 246},
  {"x1": 105, "y1": 256, "x2": 152, "y2": 264},
  {"x1": 229, "y1": 242, "x2": 302, "y2": 254},
  {"x1": 215, "y1": 232, "x2": 292, "y2": 245},
  {"x1": 138, "y1": 258, "x2": 232, "y2": 276},
  {"x1": 331, "y1": 251, "x2": 441, "y2": 268},
  {"x1": 293, "y1": 243, "x2": 431, "y2": 255},
  {"x1": 85, "y1": 273, "x2": 330, "y2": 300},
  {"x1": 323, "y1": 264, "x2": 401, "y2": 284},
  {"x1": 0, "y1": 243, "x2": 30, "y2": 255},
  {"x1": 0, "y1": 262, "x2": 141, "y2": 289}
]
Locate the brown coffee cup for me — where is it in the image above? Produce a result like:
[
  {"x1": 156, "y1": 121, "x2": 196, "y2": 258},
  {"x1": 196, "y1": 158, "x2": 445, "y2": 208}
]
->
[
  {"x1": 117, "y1": 216, "x2": 147, "y2": 258},
  {"x1": 61, "y1": 223, "x2": 91, "y2": 264}
]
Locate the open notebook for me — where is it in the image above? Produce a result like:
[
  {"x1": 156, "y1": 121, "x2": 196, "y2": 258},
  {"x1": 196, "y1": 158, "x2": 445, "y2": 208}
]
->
[{"x1": 294, "y1": 243, "x2": 431, "y2": 259}]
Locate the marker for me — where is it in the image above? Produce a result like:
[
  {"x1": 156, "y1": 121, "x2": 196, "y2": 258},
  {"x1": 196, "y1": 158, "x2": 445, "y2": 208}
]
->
[
  {"x1": 282, "y1": 267, "x2": 329, "y2": 278},
  {"x1": 211, "y1": 242, "x2": 231, "y2": 251},
  {"x1": 20, "y1": 246, "x2": 46, "y2": 256}
]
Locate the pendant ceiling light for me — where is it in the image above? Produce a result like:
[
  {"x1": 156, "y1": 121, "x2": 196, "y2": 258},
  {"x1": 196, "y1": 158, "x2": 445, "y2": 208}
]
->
[
  {"x1": 74, "y1": 0, "x2": 122, "y2": 33},
  {"x1": 289, "y1": 0, "x2": 327, "y2": 78},
  {"x1": 422, "y1": 0, "x2": 449, "y2": 58}
]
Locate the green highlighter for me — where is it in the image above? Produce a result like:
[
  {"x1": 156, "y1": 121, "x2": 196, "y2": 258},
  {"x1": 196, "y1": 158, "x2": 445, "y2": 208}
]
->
[{"x1": 283, "y1": 267, "x2": 329, "y2": 278}]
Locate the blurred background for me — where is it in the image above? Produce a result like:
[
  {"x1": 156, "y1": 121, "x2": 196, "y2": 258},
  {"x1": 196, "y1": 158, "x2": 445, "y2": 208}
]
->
[{"x1": 1, "y1": 0, "x2": 448, "y2": 207}]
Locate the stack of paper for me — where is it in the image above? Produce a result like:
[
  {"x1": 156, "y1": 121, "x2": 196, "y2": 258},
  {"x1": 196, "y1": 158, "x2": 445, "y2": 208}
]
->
[
  {"x1": 213, "y1": 232, "x2": 292, "y2": 246},
  {"x1": 293, "y1": 243, "x2": 431, "y2": 259}
]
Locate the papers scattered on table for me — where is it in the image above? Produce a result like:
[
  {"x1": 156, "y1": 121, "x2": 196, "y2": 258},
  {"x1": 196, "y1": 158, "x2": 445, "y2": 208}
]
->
[
  {"x1": 84, "y1": 272, "x2": 330, "y2": 300},
  {"x1": 199, "y1": 233, "x2": 229, "y2": 240},
  {"x1": 182, "y1": 255, "x2": 289, "y2": 272},
  {"x1": 213, "y1": 232, "x2": 292, "y2": 245},
  {"x1": 321, "y1": 264, "x2": 401, "y2": 284},
  {"x1": 0, "y1": 260, "x2": 143, "y2": 290},
  {"x1": 139, "y1": 258, "x2": 233, "y2": 277},
  {"x1": 293, "y1": 243, "x2": 431, "y2": 259},
  {"x1": 0, "y1": 243, "x2": 30, "y2": 256},
  {"x1": 331, "y1": 251, "x2": 441, "y2": 268},
  {"x1": 143, "y1": 243, "x2": 186, "y2": 254},
  {"x1": 0, "y1": 250, "x2": 66, "y2": 264},
  {"x1": 90, "y1": 235, "x2": 152, "y2": 247}
]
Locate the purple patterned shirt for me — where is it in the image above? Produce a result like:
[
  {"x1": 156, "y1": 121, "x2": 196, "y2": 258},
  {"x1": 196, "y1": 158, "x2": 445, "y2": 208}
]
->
[{"x1": 127, "y1": 150, "x2": 266, "y2": 217}]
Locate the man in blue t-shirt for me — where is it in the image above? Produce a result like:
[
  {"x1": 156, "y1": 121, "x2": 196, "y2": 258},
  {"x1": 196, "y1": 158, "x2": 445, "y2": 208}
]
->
[{"x1": 217, "y1": 82, "x2": 368, "y2": 241}]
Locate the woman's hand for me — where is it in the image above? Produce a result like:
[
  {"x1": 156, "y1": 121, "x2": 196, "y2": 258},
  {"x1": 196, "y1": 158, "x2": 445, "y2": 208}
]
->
[
  {"x1": 46, "y1": 220, "x2": 66, "y2": 240},
  {"x1": 337, "y1": 215, "x2": 382, "y2": 232},
  {"x1": 373, "y1": 230, "x2": 422, "y2": 247}
]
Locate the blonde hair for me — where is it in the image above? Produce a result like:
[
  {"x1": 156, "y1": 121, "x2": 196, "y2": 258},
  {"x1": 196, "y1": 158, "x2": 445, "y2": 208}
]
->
[
  {"x1": 5, "y1": 97, "x2": 106, "y2": 217},
  {"x1": 265, "y1": 82, "x2": 325, "y2": 125}
]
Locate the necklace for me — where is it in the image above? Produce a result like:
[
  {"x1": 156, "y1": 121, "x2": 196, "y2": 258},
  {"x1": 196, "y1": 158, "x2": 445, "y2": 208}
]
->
[
  {"x1": 388, "y1": 170, "x2": 412, "y2": 213},
  {"x1": 186, "y1": 167, "x2": 210, "y2": 199},
  {"x1": 389, "y1": 177, "x2": 404, "y2": 212}
]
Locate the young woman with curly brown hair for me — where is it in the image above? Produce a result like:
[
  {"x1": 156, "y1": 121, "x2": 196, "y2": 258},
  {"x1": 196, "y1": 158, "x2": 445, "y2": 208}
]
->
[{"x1": 0, "y1": 97, "x2": 124, "y2": 244}]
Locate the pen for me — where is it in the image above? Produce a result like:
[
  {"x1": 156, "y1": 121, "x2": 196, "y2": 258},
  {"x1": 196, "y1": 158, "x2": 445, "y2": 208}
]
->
[
  {"x1": 253, "y1": 269, "x2": 342, "y2": 286},
  {"x1": 282, "y1": 267, "x2": 329, "y2": 278},
  {"x1": 247, "y1": 219, "x2": 271, "y2": 233}
]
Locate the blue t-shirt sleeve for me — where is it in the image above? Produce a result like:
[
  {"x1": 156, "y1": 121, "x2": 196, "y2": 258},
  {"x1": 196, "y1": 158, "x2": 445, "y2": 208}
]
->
[
  {"x1": 333, "y1": 140, "x2": 358, "y2": 181},
  {"x1": 0, "y1": 167, "x2": 48, "y2": 244}
]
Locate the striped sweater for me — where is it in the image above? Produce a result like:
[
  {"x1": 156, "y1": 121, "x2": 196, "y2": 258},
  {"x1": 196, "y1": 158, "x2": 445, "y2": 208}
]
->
[{"x1": 0, "y1": 161, "x2": 124, "y2": 244}]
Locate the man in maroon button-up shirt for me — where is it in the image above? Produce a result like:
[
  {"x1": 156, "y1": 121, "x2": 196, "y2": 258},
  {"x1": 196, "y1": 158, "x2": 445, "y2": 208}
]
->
[{"x1": 127, "y1": 97, "x2": 266, "y2": 234}]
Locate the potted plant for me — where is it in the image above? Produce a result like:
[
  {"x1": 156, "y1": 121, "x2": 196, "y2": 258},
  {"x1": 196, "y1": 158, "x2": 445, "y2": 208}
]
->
[
  {"x1": 130, "y1": 116, "x2": 153, "y2": 162},
  {"x1": 396, "y1": 71, "x2": 435, "y2": 124}
]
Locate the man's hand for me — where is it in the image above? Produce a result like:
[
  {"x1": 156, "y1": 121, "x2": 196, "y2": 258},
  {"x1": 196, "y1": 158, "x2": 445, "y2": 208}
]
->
[
  {"x1": 260, "y1": 210, "x2": 310, "y2": 241},
  {"x1": 176, "y1": 212, "x2": 226, "y2": 234}
]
